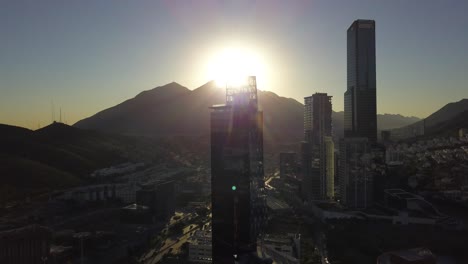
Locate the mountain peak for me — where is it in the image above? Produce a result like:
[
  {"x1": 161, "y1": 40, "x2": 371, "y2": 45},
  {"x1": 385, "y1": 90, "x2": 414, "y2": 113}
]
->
[{"x1": 134, "y1": 82, "x2": 190, "y2": 100}]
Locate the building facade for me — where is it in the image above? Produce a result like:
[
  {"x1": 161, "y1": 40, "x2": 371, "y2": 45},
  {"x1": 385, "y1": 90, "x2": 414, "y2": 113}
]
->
[
  {"x1": 188, "y1": 230, "x2": 212, "y2": 263},
  {"x1": 301, "y1": 141, "x2": 321, "y2": 201},
  {"x1": 321, "y1": 136, "x2": 335, "y2": 199},
  {"x1": 303, "y1": 93, "x2": 333, "y2": 201},
  {"x1": 338, "y1": 137, "x2": 374, "y2": 208},
  {"x1": 136, "y1": 180, "x2": 175, "y2": 222},
  {"x1": 0, "y1": 225, "x2": 51, "y2": 264},
  {"x1": 210, "y1": 76, "x2": 267, "y2": 263},
  {"x1": 303, "y1": 93, "x2": 332, "y2": 148},
  {"x1": 344, "y1": 19, "x2": 377, "y2": 142}
]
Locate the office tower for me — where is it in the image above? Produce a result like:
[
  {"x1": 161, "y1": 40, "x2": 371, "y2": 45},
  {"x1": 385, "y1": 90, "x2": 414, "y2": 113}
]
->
[
  {"x1": 321, "y1": 136, "x2": 335, "y2": 199},
  {"x1": 301, "y1": 140, "x2": 320, "y2": 201},
  {"x1": 303, "y1": 93, "x2": 333, "y2": 148},
  {"x1": 344, "y1": 19, "x2": 377, "y2": 142},
  {"x1": 338, "y1": 137, "x2": 374, "y2": 208},
  {"x1": 303, "y1": 93, "x2": 333, "y2": 201},
  {"x1": 136, "y1": 180, "x2": 175, "y2": 222},
  {"x1": 210, "y1": 76, "x2": 267, "y2": 263}
]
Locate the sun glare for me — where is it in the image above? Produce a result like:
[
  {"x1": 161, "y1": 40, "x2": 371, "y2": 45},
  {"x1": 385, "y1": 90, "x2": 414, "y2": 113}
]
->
[{"x1": 206, "y1": 46, "x2": 266, "y2": 88}]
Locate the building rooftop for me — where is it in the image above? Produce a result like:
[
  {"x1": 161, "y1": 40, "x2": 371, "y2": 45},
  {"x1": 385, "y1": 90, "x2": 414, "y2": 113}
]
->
[
  {"x1": 378, "y1": 247, "x2": 436, "y2": 264},
  {"x1": 266, "y1": 196, "x2": 290, "y2": 211},
  {"x1": 189, "y1": 230, "x2": 212, "y2": 246}
]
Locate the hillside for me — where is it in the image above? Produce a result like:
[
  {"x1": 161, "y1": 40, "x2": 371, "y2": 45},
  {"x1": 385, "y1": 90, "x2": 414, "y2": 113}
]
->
[
  {"x1": 425, "y1": 109, "x2": 468, "y2": 137},
  {"x1": 389, "y1": 99, "x2": 468, "y2": 140},
  {"x1": 0, "y1": 122, "x2": 184, "y2": 203}
]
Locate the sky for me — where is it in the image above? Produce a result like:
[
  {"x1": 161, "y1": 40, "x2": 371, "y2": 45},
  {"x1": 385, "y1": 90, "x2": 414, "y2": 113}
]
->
[{"x1": 1, "y1": 0, "x2": 467, "y2": 129}]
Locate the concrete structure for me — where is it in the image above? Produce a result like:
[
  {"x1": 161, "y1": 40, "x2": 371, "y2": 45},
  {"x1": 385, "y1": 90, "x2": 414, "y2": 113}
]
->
[
  {"x1": 345, "y1": 19, "x2": 377, "y2": 142},
  {"x1": 0, "y1": 225, "x2": 51, "y2": 264},
  {"x1": 56, "y1": 183, "x2": 138, "y2": 204},
  {"x1": 210, "y1": 76, "x2": 267, "y2": 263},
  {"x1": 188, "y1": 230, "x2": 212, "y2": 263}
]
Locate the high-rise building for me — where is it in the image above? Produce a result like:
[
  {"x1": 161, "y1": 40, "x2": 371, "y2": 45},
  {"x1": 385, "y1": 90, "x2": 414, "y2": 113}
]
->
[
  {"x1": 344, "y1": 19, "x2": 377, "y2": 142},
  {"x1": 321, "y1": 136, "x2": 335, "y2": 199},
  {"x1": 304, "y1": 93, "x2": 333, "y2": 148},
  {"x1": 338, "y1": 137, "x2": 374, "y2": 208},
  {"x1": 301, "y1": 141, "x2": 321, "y2": 201},
  {"x1": 303, "y1": 93, "x2": 333, "y2": 201},
  {"x1": 210, "y1": 76, "x2": 267, "y2": 263}
]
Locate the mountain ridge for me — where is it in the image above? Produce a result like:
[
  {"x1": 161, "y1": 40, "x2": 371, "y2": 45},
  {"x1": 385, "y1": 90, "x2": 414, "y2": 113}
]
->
[{"x1": 74, "y1": 81, "x2": 421, "y2": 142}]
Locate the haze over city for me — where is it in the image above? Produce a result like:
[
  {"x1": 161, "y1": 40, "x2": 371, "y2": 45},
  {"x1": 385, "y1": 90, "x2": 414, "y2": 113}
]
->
[{"x1": 1, "y1": 0, "x2": 468, "y2": 129}]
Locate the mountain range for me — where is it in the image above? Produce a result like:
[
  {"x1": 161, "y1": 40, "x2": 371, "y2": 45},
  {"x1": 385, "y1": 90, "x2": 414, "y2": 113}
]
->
[
  {"x1": 2, "y1": 81, "x2": 467, "y2": 202},
  {"x1": 74, "y1": 81, "x2": 421, "y2": 142}
]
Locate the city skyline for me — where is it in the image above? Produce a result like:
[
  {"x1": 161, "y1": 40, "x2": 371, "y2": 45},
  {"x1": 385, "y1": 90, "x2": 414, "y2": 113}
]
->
[{"x1": 2, "y1": 0, "x2": 468, "y2": 128}]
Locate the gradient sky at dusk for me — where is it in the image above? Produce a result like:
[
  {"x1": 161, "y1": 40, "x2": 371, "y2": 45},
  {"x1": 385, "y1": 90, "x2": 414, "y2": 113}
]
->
[{"x1": 1, "y1": 0, "x2": 467, "y2": 129}]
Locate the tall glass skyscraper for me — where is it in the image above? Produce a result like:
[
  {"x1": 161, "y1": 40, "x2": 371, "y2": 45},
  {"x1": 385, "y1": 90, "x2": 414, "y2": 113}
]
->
[
  {"x1": 344, "y1": 19, "x2": 377, "y2": 142},
  {"x1": 210, "y1": 76, "x2": 267, "y2": 263}
]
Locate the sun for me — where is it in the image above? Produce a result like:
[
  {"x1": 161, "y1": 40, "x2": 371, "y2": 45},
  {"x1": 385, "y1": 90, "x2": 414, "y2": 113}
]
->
[{"x1": 206, "y1": 46, "x2": 266, "y2": 88}]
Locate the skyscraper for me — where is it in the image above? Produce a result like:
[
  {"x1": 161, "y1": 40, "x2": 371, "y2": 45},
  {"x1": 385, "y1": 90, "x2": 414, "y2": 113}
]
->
[
  {"x1": 210, "y1": 76, "x2": 267, "y2": 263},
  {"x1": 301, "y1": 140, "x2": 321, "y2": 201},
  {"x1": 338, "y1": 137, "x2": 373, "y2": 208},
  {"x1": 321, "y1": 136, "x2": 335, "y2": 199},
  {"x1": 304, "y1": 93, "x2": 333, "y2": 148},
  {"x1": 302, "y1": 93, "x2": 333, "y2": 201},
  {"x1": 344, "y1": 19, "x2": 377, "y2": 142}
]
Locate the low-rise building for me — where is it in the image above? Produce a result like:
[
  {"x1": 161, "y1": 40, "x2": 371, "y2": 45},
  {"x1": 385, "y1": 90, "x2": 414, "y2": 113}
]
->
[
  {"x1": 261, "y1": 233, "x2": 300, "y2": 264},
  {"x1": 188, "y1": 230, "x2": 212, "y2": 263}
]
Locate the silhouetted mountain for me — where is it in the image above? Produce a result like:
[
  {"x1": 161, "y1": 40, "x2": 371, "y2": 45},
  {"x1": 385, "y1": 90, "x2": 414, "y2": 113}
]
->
[
  {"x1": 326, "y1": 112, "x2": 420, "y2": 139},
  {"x1": 390, "y1": 99, "x2": 468, "y2": 140},
  {"x1": 0, "y1": 122, "x2": 183, "y2": 203},
  {"x1": 75, "y1": 81, "x2": 418, "y2": 144},
  {"x1": 424, "y1": 99, "x2": 468, "y2": 128},
  {"x1": 377, "y1": 114, "x2": 421, "y2": 130},
  {"x1": 426, "y1": 109, "x2": 468, "y2": 137},
  {"x1": 75, "y1": 81, "x2": 305, "y2": 144}
]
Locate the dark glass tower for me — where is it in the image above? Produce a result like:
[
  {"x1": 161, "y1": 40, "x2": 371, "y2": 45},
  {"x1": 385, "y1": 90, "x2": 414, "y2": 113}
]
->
[
  {"x1": 303, "y1": 93, "x2": 332, "y2": 147},
  {"x1": 210, "y1": 76, "x2": 266, "y2": 263},
  {"x1": 303, "y1": 93, "x2": 333, "y2": 201},
  {"x1": 344, "y1": 19, "x2": 377, "y2": 142}
]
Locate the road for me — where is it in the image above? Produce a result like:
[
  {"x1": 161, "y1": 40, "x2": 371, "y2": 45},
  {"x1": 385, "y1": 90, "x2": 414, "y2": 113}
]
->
[{"x1": 141, "y1": 220, "x2": 209, "y2": 264}]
